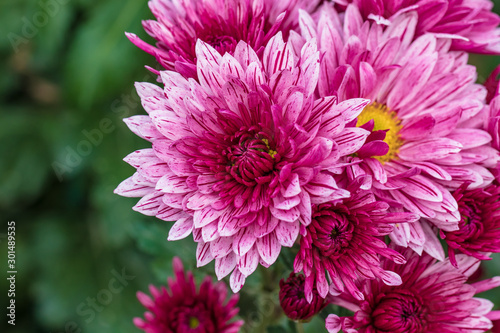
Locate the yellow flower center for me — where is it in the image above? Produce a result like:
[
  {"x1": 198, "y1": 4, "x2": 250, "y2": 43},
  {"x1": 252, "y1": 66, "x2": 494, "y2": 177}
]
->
[
  {"x1": 262, "y1": 138, "x2": 277, "y2": 158},
  {"x1": 189, "y1": 316, "x2": 200, "y2": 329},
  {"x1": 356, "y1": 102, "x2": 403, "y2": 163}
]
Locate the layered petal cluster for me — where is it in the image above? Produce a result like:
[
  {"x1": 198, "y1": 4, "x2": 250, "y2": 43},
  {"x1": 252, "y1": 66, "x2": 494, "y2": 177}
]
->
[
  {"x1": 295, "y1": 4, "x2": 497, "y2": 259},
  {"x1": 325, "y1": 248, "x2": 500, "y2": 333},
  {"x1": 441, "y1": 183, "x2": 500, "y2": 266},
  {"x1": 115, "y1": 34, "x2": 371, "y2": 292},
  {"x1": 279, "y1": 273, "x2": 327, "y2": 321},
  {"x1": 334, "y1": 0, "x2": 500, "y2": 54},
  {"x1": 126, "y1": 0, "x2": 321, "y2": 76},
  {"x1": 134, "y1": 257, "x2": 243, "y2": 333},
  {"x1": 293, "y1": 176, "x2": 419, "y2": 302}
]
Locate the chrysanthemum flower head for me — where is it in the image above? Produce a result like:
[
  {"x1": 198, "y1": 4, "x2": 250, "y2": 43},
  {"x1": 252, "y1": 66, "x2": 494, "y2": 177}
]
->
[
  {"x1": 279, "y1": 272, "x2": 328, "y2": 321},
  {"x1": 325, "y1": 248, "x2": 500, "y2": 333},
  {"x1": 295, "y1": 3, "x2": 496, "y2": 259},
  {"x1": 441, "y1": 183, "x2": 500, "y2": 267},
  {"x1": 293, "y1": 175, "x2": 419, "y2": 302},
  {"x1": 334, "y1": 0, "x2": 500, "y2": 54},
  {"x1": 126, "y1": 0, "x2": 321, "y2": 76},
  {"x1": 115, "y1": 33, "x2": 371, "y2": 292},
  {"x1": 134, "y1": 257, "x2": 243, "y2": 333}
]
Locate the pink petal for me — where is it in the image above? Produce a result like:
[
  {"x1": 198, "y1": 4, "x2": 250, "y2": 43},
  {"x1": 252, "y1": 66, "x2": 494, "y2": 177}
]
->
[
  {"x1": 201, "y1": 221, "x2": 219, "y2": 242},
  {"x1": 263, "y1": 32, "x2": 295, "y2": 75},
  {"x1": 196, "y1": 242, "x2": 214, "y2": 267},
  {"x1": 123, "y1": 149, "x2": 156, "y2": 169},
  {"x1": 114, "y1": 177, "x2": 153, "y2": 197},
  {"x1": 238, "y1": 246, "x2": 259, "y2": 277},
  {"x1": 232, "y1": 226, "x2": 256, "y2": 256},
  {"x1": 156, "y1": 173, "x2": 190, "y2": 193},
  {"x1": 233, "y1": 41, "x2": 260, "y2": 70},
  {"x1": 325, "y1": 315, "x2": 342, "y2": 333},
  {"x1": 447, "y1": 129, "x2": 492, "y2": 149},
  {"x1": 230, "y1": 268, "x2": 246, "y2": 293},
  {"x1": 335, "y1": 127, "x2": 370, "y2": 156},
  {"x1": 167, "y1": 217, "x2": 194, "y2": 241},
  {"x1": 275, "y1": 221, "x2": 300, "y2": 247},
  {"x1": 210, "y1": 236, "x2": 234, "y2": 259},
  {"x1": 256, "y1": 232, "x2": 281, "y2": 266},
  {"x1": 132, "y1": 191, "x2": 164, "y2": 216},
  {"x1": 193, "y1": 207, "x2": 223, "y2": 228},
  {"x1": 124, "y1": 116, "x2": 163, "y2": 142},
  {"x1": 398, "y1": 138, "x2": 462, "y2": 161},
  {"x1": 215, "y1": 252, "x2": 237, "y2": 280},
  {"x1": 156, "y1": 205, "x2": 186, "y2": 221},
  {"x1": 135, "y1": 81, "x2": 170, "y2": 114}
]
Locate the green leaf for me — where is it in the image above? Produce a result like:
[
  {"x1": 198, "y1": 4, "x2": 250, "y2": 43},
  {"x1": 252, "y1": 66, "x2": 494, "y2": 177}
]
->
[{"x1": 64, "y1": 0, "x2": 151, "y2": 110}]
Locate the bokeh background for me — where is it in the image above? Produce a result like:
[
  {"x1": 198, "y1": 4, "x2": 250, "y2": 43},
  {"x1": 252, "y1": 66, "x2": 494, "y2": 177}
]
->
[{"x1": 1, "y1": 0, "x2": 500, "y2": 332}]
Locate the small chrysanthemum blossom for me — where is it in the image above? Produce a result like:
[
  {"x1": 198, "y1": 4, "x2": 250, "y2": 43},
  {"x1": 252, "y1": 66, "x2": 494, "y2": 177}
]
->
[
  {"x1": 134, "y1": 257, "x2": 243, "y2": 333},
  {"x1": 279, "y1": 273, "x2": 327, "y2": 321},
  {"x1": 440, "y1": 183, "x2": 500, "y2": 267},
  {"x1": 295, "y1": 4, "x2": 496, "y2": 259},
  {"x1": 325, "y1": 248, "x2": 500, "y2": 333},
  {"x1": 293, "y1": 176, "x2": 419, "y2": 302},
  {"x1": 115, "y1": 34, "x2": 371, "y2": 292},
  {"x1": 334, "y1": 0, "x2": 500, "y2": 54},
  {"x1": 126, "y1": 0, "x2": 321, "y2": 76}
]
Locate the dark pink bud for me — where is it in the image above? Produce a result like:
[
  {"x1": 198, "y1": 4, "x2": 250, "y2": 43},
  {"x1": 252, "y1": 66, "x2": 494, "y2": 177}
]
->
[{"x1": 279, "y1": 273, "x2": 327, "y2": 321}]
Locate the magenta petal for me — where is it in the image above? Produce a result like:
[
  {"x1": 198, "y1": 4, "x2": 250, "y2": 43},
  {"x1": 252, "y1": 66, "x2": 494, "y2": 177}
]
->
[
  {"x1": 400, "y1": 114, "x2": 435, "y2": 140},
  {"x1": 357, "y1": 140, "x2": 389, "y2": 158}
]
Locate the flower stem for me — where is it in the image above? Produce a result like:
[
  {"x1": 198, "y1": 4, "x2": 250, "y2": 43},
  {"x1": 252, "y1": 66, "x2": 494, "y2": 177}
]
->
[{"x1": 296, "y1": 322, "x2": 305, "y2": 333}]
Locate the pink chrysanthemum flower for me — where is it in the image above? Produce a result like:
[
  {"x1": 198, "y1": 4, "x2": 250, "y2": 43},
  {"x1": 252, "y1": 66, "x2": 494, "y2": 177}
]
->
[
  {"x1": 279, "y1": 272, "x2": 328, "y2": 321},
  {"x1": 134, "y1": 257, "x2": 243, "y2": 333},
  {"x1": 295, "y1": 4, "x2": 496, "y2": 259},
  {"x1": 441, "y1": 183, "x2": 500, "y2": 267},
  {"x1": 115, "y1": 33, "x2": 371, "y2": 292},
  {"x1": 126, "y1": 0, "x2": 321, "y2": 76},
  {"x1": 293, "y1": 176, "x2": 419, "y2": 301},
  {"x1": 334, "y1": 0, "x2": 500, "y2": 54},
  {"x1": 325, "y1": 248, "x2": 500, "y2": 333}
]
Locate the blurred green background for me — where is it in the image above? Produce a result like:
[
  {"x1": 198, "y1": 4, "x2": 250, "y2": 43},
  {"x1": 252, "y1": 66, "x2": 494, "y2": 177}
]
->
[{"x1": 0, "y1": 0, "x2": 500, "y2": 332}]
